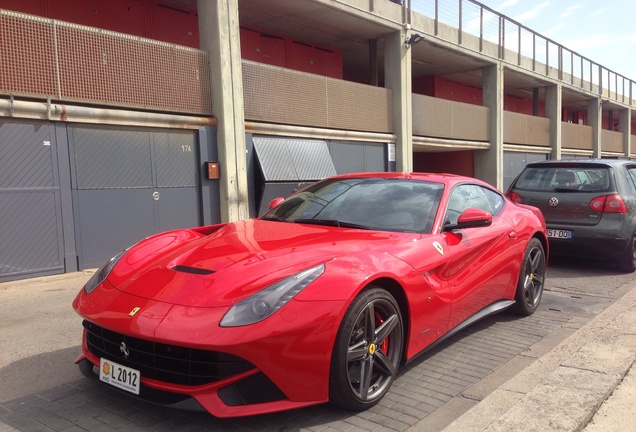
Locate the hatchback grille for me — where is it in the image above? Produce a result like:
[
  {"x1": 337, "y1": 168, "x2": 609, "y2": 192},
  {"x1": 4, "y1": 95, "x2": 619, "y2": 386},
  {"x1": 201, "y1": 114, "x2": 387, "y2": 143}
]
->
[{"x1": 83, "y1": 320, "x2": 255, "y2": 386}]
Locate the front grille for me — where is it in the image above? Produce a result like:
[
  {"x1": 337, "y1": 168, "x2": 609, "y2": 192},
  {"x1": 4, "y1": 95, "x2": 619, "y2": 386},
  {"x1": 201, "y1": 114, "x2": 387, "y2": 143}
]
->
[{"x1": 83, "y1": 320, "x2": 255, "y2": 386}]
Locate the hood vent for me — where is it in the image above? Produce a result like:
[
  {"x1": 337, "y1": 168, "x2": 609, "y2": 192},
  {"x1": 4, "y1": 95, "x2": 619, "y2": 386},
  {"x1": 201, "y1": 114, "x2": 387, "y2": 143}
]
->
[{"x1": 171, "y1": 265, "x2": 214, "y2": 275}]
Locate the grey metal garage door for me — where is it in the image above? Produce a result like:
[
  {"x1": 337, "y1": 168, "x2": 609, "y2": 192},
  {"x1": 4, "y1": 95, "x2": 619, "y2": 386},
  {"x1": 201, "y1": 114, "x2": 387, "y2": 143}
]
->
[
  {"x1": 0, "y1": 121, "x2": 65, "y2": 281},
  {"x1": 70, "y1": 126, "x2": 201, "y2": 269}
]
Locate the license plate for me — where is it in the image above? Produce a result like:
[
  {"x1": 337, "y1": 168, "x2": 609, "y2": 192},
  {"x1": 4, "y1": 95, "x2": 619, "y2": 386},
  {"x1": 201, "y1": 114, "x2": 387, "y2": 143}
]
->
[
  {"x1": 99, "y1": 358, "x2": 140, "y2": 395},
  {"x1": 546, "y1": 229, "x2": 573, "y2": 239}
]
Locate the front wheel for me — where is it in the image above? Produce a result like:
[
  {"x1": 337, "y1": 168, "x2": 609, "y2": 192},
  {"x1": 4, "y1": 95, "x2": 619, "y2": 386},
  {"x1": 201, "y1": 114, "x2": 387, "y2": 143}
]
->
[
  {"x1": 329, "y1": 287, "x2": 403, "y2": 411},
  {"x1": 512, "y1": 238, "x2": 546, "y2": 316},
  {"x1": 616, "y1": 233, "x2": 636, "y2": 273}
]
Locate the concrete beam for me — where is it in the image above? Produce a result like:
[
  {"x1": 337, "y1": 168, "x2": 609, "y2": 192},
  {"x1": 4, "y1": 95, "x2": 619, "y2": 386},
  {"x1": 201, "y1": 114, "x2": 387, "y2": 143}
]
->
[
  {"x1": 475, "y1": 63, "x2": 503, "y2": 189},
  {"x1": 384, "y1": 28, "x2": 413, "y2": 172},
  {"x1": 588, "y1": 98, "x2": 603, "y2": 159},
  {"x1": 619, "y1": 108, "x2": 631, "y2": 158},
  {"x1": 545, "y1": 84, "x2": 562, "y2": 160},
  {"x1": 198, "y1": 0, "x2": 249, "y2": 222}
]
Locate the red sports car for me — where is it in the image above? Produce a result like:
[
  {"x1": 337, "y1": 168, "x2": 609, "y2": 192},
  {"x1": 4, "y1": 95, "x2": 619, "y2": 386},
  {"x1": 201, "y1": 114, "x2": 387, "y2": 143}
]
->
[{"x1": 73, "y1": 172, "x2": 547, "y2": 417}]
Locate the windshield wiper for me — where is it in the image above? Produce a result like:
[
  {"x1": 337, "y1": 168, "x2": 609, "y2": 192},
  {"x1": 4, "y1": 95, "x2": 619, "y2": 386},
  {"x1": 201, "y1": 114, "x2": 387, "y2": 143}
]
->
[{"x1": 293, "y1": 218, "x2": 372, "y2": 230}]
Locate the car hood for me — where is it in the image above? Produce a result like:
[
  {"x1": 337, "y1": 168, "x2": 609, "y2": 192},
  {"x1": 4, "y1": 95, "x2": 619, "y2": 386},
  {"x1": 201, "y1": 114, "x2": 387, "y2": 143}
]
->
[{"x1": 107, "y1": 219, "x2": 419, "y2": 307}]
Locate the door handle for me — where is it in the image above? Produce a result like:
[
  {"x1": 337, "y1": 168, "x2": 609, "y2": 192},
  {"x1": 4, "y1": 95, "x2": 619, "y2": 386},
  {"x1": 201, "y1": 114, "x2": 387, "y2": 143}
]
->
[{"x1": 509, "y1": 231, "x2": 517, "y2": 239}]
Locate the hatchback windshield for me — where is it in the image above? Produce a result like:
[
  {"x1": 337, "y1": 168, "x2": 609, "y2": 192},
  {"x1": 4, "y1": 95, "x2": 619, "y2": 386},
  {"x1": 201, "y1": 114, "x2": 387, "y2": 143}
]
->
[
  {"x1": 261, "y1": 178, "x2": 444, "y2": 233},
  {"x1": 514, "y1": 166, "x2": 611, "y2": 193}
]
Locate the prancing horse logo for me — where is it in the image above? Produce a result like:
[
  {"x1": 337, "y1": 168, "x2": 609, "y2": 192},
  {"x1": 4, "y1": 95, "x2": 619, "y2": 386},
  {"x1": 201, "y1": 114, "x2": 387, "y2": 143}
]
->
[{"x1": 120, "y1": 342, "x2": 130, "y2": 359}]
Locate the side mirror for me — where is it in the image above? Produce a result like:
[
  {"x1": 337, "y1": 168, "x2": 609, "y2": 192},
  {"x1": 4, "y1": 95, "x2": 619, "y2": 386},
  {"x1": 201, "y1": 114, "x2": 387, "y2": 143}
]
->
[
  {"x1": 445, "y1": 208, "x2": 492, "y2": 231},
  {"x1": 268, "y1": 197, "x2": 285, "y2": 209}
]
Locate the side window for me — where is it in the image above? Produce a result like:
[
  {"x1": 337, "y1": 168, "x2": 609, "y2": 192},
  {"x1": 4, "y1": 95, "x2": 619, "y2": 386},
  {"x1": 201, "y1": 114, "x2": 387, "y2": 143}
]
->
[
  {"x1": 446, "y1": 184, "x2": 500, "y2": 225},
  {"x1": 626, "y1": 168, "x2": 636, "y2": 193}
]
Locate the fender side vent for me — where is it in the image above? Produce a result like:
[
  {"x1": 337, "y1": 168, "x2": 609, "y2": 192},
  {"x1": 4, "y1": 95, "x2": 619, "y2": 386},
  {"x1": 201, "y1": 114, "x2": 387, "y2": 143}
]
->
[{"x1": 171, "y1": 265, "x2": 214, "y2": 275}]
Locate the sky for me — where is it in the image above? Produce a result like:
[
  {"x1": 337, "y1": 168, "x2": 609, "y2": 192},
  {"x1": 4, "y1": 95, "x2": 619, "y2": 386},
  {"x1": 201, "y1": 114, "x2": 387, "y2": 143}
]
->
[{"x1": 475, "y1": 0, "x2": 636, "y2": 80}]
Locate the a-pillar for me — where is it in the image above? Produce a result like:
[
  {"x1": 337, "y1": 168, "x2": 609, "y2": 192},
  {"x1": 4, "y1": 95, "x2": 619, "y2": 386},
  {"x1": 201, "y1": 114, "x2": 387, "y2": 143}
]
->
[
  {"x1": 620, "y1": 108, "x2": 632, "y2": 158},
  {"x1": 384, "y1": 28, "x2": 413, "y2": 172},
  {"x1": 588, "y1": 98, "x2": 603, "y2": 158},
  {"x1": 545, "y1": 84, "x2": 562, "y2": 160},
  {"x1": 475, "y1": 63, "x2": 503, "y2": 189},
  {"x1": 198, "y1": 0, "x2": 249, "y2": 222}
]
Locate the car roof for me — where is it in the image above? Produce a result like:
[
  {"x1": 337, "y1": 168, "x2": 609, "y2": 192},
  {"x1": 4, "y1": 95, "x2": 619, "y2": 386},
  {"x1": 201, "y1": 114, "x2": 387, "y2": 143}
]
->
[{"x1": 525, "y1": 159, "x2": 636, "y2": 168}]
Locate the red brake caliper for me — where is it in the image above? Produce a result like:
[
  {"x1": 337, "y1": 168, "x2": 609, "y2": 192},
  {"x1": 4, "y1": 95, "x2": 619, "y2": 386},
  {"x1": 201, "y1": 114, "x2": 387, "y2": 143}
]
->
[{"x1": 375, "y1": 312, "x2": 389, "y2": 352}]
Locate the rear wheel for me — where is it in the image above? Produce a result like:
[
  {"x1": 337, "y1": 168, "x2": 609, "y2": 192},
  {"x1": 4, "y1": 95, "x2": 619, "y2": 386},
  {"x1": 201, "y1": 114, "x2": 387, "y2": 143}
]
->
[
  {"x1": 512, "y1": 238, "x2": 545, "y2": 316},
  {"x1": 329, "y1": 287, "x2": 403, "y2": 411},
  {"x1": 616, "y1": 233, "x2": 636, "y2": 273}
]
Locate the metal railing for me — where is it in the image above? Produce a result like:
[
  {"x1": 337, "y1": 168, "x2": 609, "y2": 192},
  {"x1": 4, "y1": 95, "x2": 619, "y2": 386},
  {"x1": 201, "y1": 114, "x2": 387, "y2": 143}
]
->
[{"x1": 409, "y1": 0, "x2": 634, "y2": 106}]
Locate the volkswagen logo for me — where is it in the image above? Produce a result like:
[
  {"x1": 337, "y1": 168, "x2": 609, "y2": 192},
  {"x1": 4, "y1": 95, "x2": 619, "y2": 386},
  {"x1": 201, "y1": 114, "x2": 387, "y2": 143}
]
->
[
  {"x1": 548, "y1": 197, "x2": 559, "y2": 207},
  {"x1": 120, "y1": 342, "x2": 130, "y2": 359}
]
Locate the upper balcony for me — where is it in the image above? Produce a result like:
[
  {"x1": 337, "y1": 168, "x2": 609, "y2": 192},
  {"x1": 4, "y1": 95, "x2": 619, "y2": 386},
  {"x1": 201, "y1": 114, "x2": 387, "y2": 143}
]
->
[{"x1": 0, "y1": 0, "x2": 634, "y2": 156}]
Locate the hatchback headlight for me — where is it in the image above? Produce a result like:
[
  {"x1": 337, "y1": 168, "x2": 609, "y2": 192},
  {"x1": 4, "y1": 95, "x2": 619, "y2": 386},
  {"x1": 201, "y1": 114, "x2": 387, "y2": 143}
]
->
[
  {"x1": 84, "y1": 249, "x2": 128, "y2": 294},
  {"x1": 220, "y1": 264, "x2": 325, "y2": 327}
]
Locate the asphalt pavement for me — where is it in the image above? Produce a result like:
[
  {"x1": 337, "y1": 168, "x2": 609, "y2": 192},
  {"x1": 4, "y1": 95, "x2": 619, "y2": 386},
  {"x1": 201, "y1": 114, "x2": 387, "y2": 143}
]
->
[{"x1": 1, "y1": 262, "x2": 635, "y2": 432}]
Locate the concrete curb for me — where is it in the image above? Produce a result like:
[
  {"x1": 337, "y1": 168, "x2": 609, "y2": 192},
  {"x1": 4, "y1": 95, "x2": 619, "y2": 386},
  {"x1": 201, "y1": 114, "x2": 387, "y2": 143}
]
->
[{"x1": 434, "y1": 283, "x2": 636, "y2": 432}]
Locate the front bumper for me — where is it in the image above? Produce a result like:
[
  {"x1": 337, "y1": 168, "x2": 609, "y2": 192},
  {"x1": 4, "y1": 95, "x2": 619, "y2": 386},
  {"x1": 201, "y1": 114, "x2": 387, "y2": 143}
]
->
[{"x1": 73, "y1": 285, "x2": 347, "y2": 417}]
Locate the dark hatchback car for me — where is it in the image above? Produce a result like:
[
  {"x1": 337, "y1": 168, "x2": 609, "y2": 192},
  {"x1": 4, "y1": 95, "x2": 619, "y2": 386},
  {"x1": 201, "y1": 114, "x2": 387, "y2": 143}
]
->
[{"x1": 506, "y1": 159, "x2": 636, "y2": 272}]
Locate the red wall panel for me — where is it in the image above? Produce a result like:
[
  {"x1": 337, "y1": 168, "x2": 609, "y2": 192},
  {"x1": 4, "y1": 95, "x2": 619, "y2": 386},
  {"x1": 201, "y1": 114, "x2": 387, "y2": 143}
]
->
[
  {"x1": 0, "y1": 0, "x2": 44, "y2": 15},
  {"x1": 240, "y1": 27, "x2": 261, "y2": 62},
  {"x1": 413, "y1": 151, "x2": 474, "y2": 177},
  {"x1": 47, "y1": 0, "x2": 150, "y2": 37},
  {"x1": 260, "y1": 33, "x2": 286, "y2": 67},
  {"x1": 153, "y1": 3, "x2": 198, "y2": 48},
  {"x1": 286, "y1": 39, "x2": 342, "y2": 79}
]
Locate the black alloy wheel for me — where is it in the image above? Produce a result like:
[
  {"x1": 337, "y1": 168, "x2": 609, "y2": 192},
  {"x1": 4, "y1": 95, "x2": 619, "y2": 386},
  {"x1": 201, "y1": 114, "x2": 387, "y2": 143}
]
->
[
  {"x1": 329, "y1": 287, "x2": 403, "y2": 411},
  {"x1": 512, "y1": 238, "x2": 546, "y2": 316},
  {"x1": 616, "y1": 232, "x2": 636, "y2": 273}
]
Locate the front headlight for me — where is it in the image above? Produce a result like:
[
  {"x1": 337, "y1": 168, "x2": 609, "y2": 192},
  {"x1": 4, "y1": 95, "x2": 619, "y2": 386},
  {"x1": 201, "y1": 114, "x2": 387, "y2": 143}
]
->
[
  {"x1": 220, "y1": 264, "x2": 325, "y2": 327},
  {"x1": 83, "y1": 249, "x2": 128, "y2": 294}
]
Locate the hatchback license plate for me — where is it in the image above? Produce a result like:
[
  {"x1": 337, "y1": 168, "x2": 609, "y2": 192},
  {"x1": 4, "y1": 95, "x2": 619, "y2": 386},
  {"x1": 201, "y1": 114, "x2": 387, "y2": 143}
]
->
[
  {"x1": 547, "y1": 229, "x2": 573, "y2": 239},
  {"x1": 99, "y1": 358, "x2": 140, "y2": 395}
]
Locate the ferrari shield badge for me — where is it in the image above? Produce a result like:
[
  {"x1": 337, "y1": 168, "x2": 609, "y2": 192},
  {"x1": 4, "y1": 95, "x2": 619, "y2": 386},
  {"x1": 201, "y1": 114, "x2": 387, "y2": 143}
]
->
[
  {"x1": 433, "y1": 241, "x2": 444, "y2": 255},
  {"x1": 128, "y1": 307, "x2": 141, "y2": 317}
]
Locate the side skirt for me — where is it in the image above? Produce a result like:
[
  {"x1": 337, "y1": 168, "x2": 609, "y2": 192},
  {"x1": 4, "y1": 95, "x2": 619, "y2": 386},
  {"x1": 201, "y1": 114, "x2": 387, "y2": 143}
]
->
[{"x1": 404, "y1": 299, "x2": 515, "y2": 366}]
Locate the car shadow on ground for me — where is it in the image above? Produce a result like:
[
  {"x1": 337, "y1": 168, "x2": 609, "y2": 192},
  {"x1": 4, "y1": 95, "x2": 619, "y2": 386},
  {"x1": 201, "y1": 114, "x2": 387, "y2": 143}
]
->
[{"x1": 547, "y1": 254, "x2": 622, "y2": 277}]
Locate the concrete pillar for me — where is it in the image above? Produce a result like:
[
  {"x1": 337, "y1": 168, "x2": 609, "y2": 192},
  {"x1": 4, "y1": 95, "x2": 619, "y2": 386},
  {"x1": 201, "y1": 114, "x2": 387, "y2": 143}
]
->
[
  {"x1": 545, "y1": 84, "x2": 562, "y2": 160},
  {"x1": 532, "y1": 88, "x2": 539, "y2": 116},
  {"x1": 198, "y1": 0, "x2": 249, "y2": 222},
  {"x1": 475, "y1": 63, "x2": 503, "y2": 189},
  {"x1": 369, "y1": 39, "x2": 379, "y2": 86},
  {"x1": 620, "y1": 108, "x2": 632, "y2": 158},
  {"x1": 588, "y1": 98, "x2": 602, "y2": 158},
  {"x1": 384, "y1": 29, "x2": 412, "y2": 172}
]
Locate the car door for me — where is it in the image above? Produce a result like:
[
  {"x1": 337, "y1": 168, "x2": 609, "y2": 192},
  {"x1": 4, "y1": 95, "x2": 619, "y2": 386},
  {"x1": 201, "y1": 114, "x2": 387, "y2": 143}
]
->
[{"x1": 441, "y1": 184, "x2": 519, "y2": 327}]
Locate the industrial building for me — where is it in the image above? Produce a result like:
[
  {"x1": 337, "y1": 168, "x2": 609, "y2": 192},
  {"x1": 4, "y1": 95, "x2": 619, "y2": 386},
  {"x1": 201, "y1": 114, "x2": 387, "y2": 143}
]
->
[{"x1": 1, "y1": 0, "x2": 634, "y2": 281}]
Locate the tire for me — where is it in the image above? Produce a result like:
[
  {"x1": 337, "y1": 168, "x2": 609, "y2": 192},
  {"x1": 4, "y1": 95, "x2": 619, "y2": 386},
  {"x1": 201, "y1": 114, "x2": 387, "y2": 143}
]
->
[
  {"x1": 329, "y1": 287, "x2": 403, "y2": 411},
  {"x1": 616, "y1": 233, "x2": 636, "y2": 273},
  {"x1": 511, "y1": 238, "x2": 546, "y2": 316}
]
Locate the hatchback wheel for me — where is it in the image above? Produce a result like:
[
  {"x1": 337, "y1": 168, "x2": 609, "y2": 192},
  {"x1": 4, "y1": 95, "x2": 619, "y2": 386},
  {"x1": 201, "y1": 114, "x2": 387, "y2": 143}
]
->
[
  {"x1": 616, "y1": 232, "x2": 636, "y2": 273},
  {"x1": 329, "y1": 287, "x2": 403, "y2": 411}
]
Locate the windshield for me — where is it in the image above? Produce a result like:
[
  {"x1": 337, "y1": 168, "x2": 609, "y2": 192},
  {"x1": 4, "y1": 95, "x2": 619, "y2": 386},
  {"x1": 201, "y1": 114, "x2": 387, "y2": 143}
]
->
[
  {"x1": 514, "y1": 166, "x2": 611, "y2": 192},
  {"x1": 261, "y1": 177, "x2": 444, "y2": 233}
]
